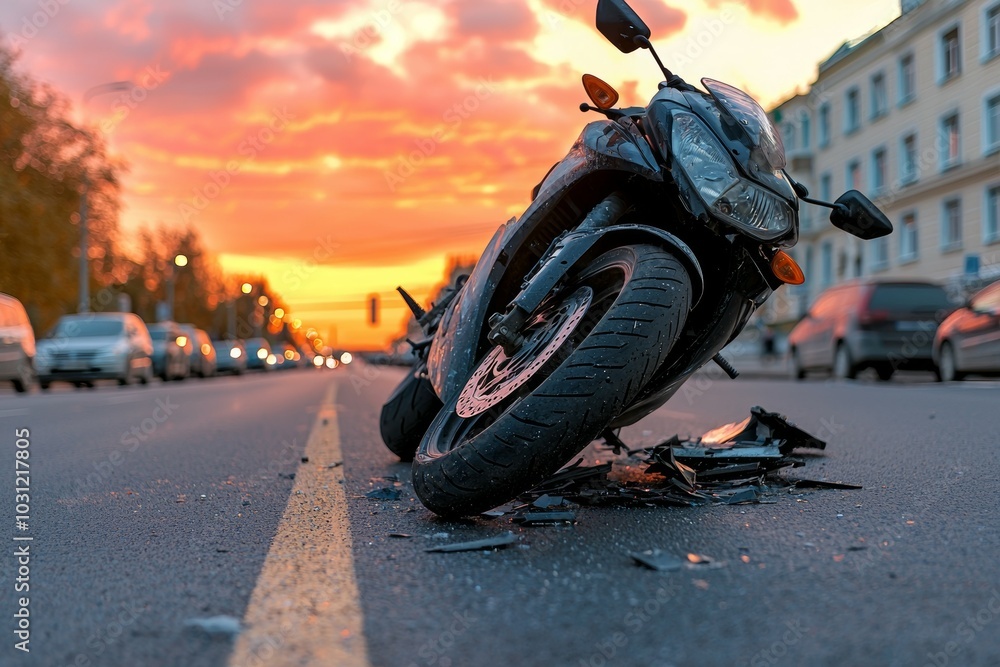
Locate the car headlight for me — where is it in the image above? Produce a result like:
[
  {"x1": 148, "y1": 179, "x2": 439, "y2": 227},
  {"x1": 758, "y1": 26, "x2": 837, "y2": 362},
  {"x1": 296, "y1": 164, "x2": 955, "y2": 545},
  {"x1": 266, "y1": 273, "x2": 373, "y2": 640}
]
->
[
  {"x1": 230, "y1": 347, "x2": 242, "y2": 359},
  {"x1": 671, "y1": 111, "x2": 793, "y2": 241}
]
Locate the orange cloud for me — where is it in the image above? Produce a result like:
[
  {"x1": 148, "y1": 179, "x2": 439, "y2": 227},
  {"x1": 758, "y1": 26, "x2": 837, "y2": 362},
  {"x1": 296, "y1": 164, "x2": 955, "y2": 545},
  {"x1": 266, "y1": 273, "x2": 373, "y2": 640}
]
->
[{"x1": 705, "y1": 0, "x2": 799, "y2": 25}]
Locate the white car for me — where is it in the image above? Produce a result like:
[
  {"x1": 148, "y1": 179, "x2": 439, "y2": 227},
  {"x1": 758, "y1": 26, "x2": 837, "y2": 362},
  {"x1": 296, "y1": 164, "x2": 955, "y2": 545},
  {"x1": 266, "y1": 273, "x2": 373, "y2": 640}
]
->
[{"x1": 36, "y1": 313, "x2": 154, "y2": 389}]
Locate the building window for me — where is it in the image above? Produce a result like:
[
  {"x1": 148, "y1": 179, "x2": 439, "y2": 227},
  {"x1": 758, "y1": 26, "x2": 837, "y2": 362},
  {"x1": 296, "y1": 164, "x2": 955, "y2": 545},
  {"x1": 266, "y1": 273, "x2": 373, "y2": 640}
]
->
[
  {"x1": 984, "y1": 4, "x2": 1000, "y2": 61},
  {"x1": 818, "y1": 104, "x2": 830, "y2": 147},
  {"x1": 845, "y1": 88, "x2": 861, "y2": 133},
  {"x1": 800, "y1": 113, "x2": 811, "y2": 149},
  {"x1": 783, "y1": 121, "x2": 796, "y2": 151},
  {"x1": 821, "y1": 241, "x2": 833, "y2": 287},
  {"x1": 985, "y1": 93, "x2": 1000, "y2": 154},
  {"x1": 847, "y1": 160, "x2": 862, "y2": 191},
  {"x1": 871, "y1": 147, "x2": 887, "y2": 194},
  {"x1": 939, "y1": 112, "x2": 961, "y2": 170},
  {"x1": 941, "y1": 198, "x2": 963, "y2": 251},
  {"x1": 900, "y1": 212, "x2": 918, "y2": 261},
  {"x1": 870, "y1": 72, "x2": 888, "y2": 119},
  {"x1": 939, "y1": 25, "x2": 961, "y2": 82},
  {"x1": 900, "y1": 133, "x2": 918, "y2": 184},
  {"x1": 820, "y1": 173, "x2": 832, "y2": 202},
  {"x1": 986, "y1": 185, "x2": 1000, "y2": 244},
  {"x1": 898, "y1": 53, "x2": 916, "y2": 104},
  {"x1": 870, "y1": 237, "x2": 890, "y2": 271}
]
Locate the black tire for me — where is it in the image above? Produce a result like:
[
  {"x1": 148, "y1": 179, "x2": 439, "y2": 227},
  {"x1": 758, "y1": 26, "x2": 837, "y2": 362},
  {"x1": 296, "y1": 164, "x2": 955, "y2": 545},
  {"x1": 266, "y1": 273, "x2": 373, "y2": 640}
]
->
[
  {"x1": 790, "y1": 347, "x2": 806, "y2": 380},
  {"x1": 412, "y1": 244, "x2": 691, "y2": 517},
  {"x1": 380, "y1": 365, "x2": 443, "y2": 461},
  {"x1": 12, "y1": 358, "x2": 33, "y2": 393},
  {"x1": 938, "y1": 342, "x2": 964, "y2": 382}
]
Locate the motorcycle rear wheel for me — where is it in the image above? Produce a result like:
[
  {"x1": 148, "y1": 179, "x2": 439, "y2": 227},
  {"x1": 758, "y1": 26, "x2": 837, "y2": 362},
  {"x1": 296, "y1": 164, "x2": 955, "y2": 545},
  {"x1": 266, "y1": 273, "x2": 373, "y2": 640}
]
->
[
  {"x1": 379, "y1": 364, "x2": 443, "y2": 461},
  {"x1": 412, "y1": 244, "x2": 691, "y2": 517}
]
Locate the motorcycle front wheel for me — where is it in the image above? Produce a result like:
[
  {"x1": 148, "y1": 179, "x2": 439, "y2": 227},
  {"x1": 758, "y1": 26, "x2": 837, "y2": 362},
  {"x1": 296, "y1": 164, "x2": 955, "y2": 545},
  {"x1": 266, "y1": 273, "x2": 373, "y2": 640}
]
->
[{"x1": 412, "y1": 244, "x2": 691, "y2": 517}]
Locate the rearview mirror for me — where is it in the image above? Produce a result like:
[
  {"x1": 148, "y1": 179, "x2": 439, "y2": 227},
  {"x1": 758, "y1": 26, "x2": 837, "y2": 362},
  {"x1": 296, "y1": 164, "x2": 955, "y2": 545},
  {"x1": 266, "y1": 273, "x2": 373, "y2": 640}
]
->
[
  {"x1": 830, "y1": 190, "x2": 893, "y2": 240},
  {"x1": 596, "y1": 0, "x2": 651, "y2": 53}
]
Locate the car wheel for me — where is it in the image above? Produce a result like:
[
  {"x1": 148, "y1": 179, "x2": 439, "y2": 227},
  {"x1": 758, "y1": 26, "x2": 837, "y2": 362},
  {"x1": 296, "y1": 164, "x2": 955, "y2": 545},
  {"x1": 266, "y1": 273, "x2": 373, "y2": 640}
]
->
[
  {"x1": 11, "y1": 358, "x2": 34, "y2": 393},
  {"x1": 790, "y1": 348, "x2": 806, "y2": 380},
  {"x1": 39, "y1": 380, "x2": 51, "y2": 391},
  {"x1": 939, "y1": 342, "x2": 964, "y2": 382},
  {"x1": 833, "y1": 344, "x2": 857, "y2": 380}
]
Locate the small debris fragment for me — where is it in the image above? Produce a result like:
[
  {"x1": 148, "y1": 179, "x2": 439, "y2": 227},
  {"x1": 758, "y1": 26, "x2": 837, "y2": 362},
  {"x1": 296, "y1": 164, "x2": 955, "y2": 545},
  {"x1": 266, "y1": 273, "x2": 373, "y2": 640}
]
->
[
  {"x1": 512, "y1": 511, "x2": 576, "y2": 525},
  {"x1": 532, "y1": 494, "x2": 566, "y2": 509},
  {"x1": 301, "y1": 456, "x2": 309, "y2": 463},
  {"x1": 183, "y1": 615, "x2": 242, "y2": 637},
  {"x1": 630, "y1": 549, "x2": 684, "y2": 572},
  {"x1": 241, "y1": 500, "x2": 251, "y2": 506},
  {"x1": 279, "y1": 472, "x2": 296, "y2": 480},
  {"x1": 789, "y1": 478, "x2": 863, "y2": 490},
  {"x1": 326, "y1": 461, "x2": 343, "y2": 469},
  {"x1": 366, "y1": 488, "x2": 401, "y2": 501},
  {"x1": 388, "y1": 533, "x2": 413, "y2": 539},
  {"x1": 424, "y1": 532, "x2": 518, "y2": 553}
]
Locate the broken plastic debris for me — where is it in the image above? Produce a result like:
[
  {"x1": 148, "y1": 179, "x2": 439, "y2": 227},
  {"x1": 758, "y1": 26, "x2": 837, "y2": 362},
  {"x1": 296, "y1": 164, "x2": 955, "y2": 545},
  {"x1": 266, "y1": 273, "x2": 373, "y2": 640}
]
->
[
  {"x1": 388, "y1": 533, "x2": 413, "y2": 539},
  {"x1": 366, "y1": 488, "x2": 402, "y2": 500},
  {"x1": 183, "y1": 615, "x2": 242, "y2": 637},
  {"x1": 424, "y1": 532, "x2": 518, "y2": 553},
  {"x1": 629, "y1": 549, "x2": 684, "y2": 572},
  {"x1": 512, "y1": 511, "x2": 576, "y2": 525}
]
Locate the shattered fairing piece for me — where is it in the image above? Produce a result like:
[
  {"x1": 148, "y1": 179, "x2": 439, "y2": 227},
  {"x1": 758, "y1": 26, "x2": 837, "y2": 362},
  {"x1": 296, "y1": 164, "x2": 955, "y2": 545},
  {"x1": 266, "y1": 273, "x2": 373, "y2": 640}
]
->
[
  {"x1": 424, "y1": 531, "x2": 518, "y2": 553},
  {"x1": 517, "y1": 406, "x2": 854, "y2": 509}
]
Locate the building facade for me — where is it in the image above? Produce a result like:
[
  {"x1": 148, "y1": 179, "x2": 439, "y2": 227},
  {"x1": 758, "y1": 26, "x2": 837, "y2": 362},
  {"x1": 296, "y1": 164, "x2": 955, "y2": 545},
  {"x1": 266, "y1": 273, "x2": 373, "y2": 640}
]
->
[{"x1": 766, "y1": 0, "x2": 1000, "y2": 325}]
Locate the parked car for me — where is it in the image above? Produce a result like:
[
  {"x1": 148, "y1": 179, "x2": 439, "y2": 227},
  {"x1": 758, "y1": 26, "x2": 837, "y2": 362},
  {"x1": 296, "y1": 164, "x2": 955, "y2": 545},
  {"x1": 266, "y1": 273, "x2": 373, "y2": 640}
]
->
[
  {"x1": 213, "y1": 339, "x2": 247, "y2": 375},
  {"x1": 147, "y1": 322, "x2": 191, "y2": 381},
  {"x1": 0, "y1": 293, "x2": 36, "y2": 393},
  {"x1": 35, "y1": 313, "x2": 153, "y2": 389},
  {"x1": 788, "y1": 279, "x2": 953, "y2": 381},
  {"x1": 178, "y1": 325, "x2": 216, "y2": 378},
  {"x1": 933, "y1": 279, "x2": 1000, "y2": 381},
  {"x1": 244, "y1": 338, "x2": 272, "y2": 371}
]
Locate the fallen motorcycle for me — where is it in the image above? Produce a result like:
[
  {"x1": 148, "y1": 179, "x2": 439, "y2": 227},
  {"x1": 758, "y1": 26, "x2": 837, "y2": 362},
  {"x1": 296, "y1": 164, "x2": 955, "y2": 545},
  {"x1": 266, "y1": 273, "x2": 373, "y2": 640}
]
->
[{"x1": 381, "y1": 0, "x2": 891, "y2": 517}]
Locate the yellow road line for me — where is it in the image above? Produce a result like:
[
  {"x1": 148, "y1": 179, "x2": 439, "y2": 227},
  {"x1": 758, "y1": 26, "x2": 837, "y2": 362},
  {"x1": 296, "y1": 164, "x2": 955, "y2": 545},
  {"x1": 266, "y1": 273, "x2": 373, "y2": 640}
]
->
[{"x1": 229, "y1": 380, "x2": 371, "y2": 667}]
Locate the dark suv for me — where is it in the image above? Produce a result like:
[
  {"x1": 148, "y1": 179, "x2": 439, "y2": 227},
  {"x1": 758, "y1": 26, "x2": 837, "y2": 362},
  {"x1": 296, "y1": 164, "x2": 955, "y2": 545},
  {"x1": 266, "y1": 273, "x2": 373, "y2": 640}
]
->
[{"x1": 788, "y1": 280, "x2": 954, "y2": 381}]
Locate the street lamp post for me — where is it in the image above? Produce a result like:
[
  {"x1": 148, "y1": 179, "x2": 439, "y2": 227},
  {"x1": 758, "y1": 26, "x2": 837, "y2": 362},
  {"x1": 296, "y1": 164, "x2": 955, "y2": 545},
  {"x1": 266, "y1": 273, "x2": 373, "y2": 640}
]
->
[{"x1": 165, "y1": 254, "x2": 188, "y2": 321}]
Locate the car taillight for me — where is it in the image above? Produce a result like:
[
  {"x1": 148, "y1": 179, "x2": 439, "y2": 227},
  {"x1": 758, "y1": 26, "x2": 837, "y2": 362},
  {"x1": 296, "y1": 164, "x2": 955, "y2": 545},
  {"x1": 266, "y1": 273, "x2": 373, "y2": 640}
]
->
[{"x1": 858, "y1": 309, "x2": 890, "y2": 326}]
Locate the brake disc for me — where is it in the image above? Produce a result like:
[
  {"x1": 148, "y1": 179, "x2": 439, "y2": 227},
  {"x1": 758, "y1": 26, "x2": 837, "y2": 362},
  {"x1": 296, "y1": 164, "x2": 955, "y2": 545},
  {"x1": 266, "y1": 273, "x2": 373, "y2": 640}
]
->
[{"x1": 455, "y1": 286, "x2": 592, "y2": 419}]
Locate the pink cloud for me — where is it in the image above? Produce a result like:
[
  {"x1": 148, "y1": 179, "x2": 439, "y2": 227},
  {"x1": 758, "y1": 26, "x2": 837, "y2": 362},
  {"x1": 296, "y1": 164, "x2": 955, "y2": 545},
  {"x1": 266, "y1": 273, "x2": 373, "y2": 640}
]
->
[{"x1": 705, "y1": 0, "x2": 798, "y2": 25}]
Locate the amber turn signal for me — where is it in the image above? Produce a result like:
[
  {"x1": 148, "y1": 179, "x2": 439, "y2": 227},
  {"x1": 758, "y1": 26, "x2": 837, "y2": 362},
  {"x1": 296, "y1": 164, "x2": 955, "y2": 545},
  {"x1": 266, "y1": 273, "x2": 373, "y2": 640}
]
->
[
  {"x1": 770, "y1": 250, "x2": 805, "y2": 285},
  {"x1": 582, "y1": 74, "x2": 619, "y2": 110}
]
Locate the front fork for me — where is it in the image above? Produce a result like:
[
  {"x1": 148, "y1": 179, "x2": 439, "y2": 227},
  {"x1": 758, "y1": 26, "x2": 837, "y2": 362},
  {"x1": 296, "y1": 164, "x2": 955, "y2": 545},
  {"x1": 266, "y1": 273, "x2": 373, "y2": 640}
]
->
[{"x1": 486, "y1": 193, "x2": 705, "y2": 356}]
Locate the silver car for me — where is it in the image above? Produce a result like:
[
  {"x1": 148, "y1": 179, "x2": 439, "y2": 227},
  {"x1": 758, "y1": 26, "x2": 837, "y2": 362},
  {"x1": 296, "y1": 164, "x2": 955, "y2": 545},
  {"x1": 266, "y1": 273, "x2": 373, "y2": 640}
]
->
[
  {"x1": 35, "y1": 313, "x2": 154, "y2": 389},
  {"x1": 0, "y1": 293, "x2": 36, "y2": 393}
]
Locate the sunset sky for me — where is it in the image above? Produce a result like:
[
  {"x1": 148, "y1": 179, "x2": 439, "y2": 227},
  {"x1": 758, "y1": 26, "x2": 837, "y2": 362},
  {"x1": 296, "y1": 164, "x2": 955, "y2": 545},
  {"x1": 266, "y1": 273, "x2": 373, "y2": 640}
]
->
[{"x1": 2, "y1": 0, "x2": 901, "y2": 348}]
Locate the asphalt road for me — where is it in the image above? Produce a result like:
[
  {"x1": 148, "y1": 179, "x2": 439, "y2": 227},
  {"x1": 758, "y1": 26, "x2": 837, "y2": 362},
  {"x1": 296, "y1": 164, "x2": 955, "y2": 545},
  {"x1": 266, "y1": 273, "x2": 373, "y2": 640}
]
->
[{"x1": 2, "y1": 365, "x2": 1000, "y2": 667}]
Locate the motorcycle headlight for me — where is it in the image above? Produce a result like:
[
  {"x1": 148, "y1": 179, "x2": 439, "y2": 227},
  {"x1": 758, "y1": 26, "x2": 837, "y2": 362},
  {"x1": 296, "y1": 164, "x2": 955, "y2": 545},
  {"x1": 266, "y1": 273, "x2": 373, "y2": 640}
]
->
[{"x1": 671, "y1": 111, "x2": 793, "y2": 241}]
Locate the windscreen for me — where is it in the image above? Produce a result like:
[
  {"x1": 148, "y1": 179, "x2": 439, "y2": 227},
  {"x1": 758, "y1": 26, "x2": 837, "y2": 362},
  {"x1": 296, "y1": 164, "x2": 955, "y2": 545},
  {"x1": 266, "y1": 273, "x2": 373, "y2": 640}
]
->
[
  {"x1": 701, "y1": 78, "x2": 786, "y2": 171},
  {"x1": 52, "y1": 319, "x2": 124, "y2": 338}
]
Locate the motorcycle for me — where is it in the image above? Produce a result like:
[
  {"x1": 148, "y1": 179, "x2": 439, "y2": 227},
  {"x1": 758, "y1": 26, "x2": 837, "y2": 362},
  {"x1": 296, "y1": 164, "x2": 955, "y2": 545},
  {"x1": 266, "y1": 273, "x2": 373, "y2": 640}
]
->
[{"x1": 380, "y1": 0, "x2": 892, "y2": 517}]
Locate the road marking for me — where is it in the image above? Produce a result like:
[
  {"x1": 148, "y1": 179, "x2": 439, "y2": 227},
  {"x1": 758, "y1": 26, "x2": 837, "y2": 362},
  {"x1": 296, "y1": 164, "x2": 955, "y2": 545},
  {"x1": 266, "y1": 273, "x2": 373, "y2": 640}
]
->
[
  {"x1": 229, "y1": 380, "x2": 370, "y2": 667},
  {"x1": 0, "y1": 408, "x2": 28, "y2": 417}
]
